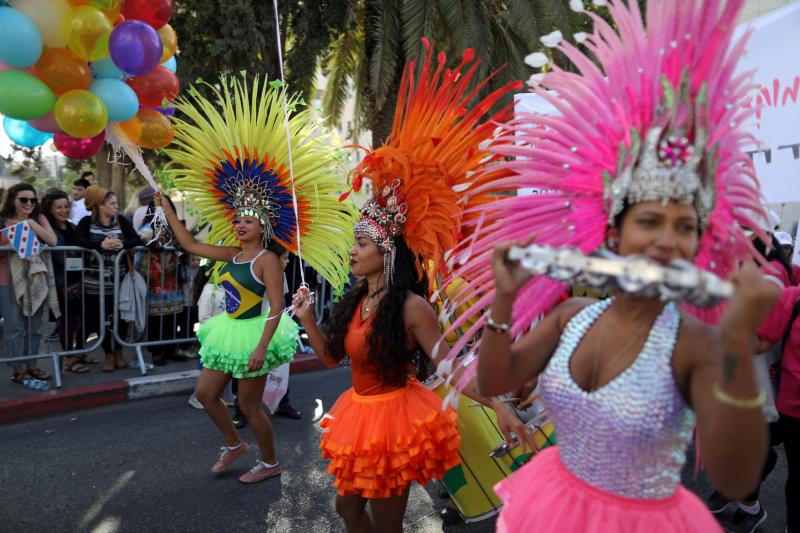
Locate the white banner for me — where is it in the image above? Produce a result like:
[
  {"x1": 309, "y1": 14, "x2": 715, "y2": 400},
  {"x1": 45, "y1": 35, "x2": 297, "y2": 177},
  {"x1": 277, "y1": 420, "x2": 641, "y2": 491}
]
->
[{"x1": 736, "y1": 3, "x2": 800, "y2": 204}]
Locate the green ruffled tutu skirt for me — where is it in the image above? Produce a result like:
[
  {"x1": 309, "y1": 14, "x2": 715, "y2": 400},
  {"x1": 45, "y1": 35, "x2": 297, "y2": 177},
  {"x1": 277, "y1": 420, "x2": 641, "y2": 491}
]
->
[{"x1": 197, "y1": 312, "x2": 299, "y2": 379}]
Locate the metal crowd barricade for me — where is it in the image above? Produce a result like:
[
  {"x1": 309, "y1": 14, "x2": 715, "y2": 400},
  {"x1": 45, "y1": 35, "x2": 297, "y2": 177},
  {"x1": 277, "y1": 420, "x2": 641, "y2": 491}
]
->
[
  {"x1": 0, "y1": 245, "x2": 105, "y2": 389},
  {"x1": 112, "y1": 246, "x2": 197, "y2": 375}
]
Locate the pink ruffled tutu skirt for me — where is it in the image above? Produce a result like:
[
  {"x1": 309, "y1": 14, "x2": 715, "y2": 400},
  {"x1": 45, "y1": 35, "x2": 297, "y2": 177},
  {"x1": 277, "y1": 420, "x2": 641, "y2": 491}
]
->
[{"x1": 495, "y1": 447, "x2": 721, "y2": 533}]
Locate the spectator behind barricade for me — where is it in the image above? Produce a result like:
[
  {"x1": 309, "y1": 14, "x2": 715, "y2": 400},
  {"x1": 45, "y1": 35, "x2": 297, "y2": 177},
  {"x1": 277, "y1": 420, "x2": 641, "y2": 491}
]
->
[
  {"x1": 74, "y1": 185, "x2": 142, "y2": 372},
  {"x1": 132, "y1": 185, "x2": 155, "y2": 231},
  {"x1": 137, "y1": 196, "x2": 184, "y2": 366},
  {"x1": 187, "y1": 262, "x2": 234, "y2": 410},
  {"x1": 176, "y1": 253, "x2": 202, "y2": 358},
  {"x1": 775, "y1": 230, "x2": 800, "y2": 284},
  {"x1": 754, "y1": 232, "x2": 796, "y2": 288},
  {"x1": 69, "y1": 175, "x2": 92, "y2": 225},
  {"x1": 42, "y1": 190, "x2": 96, "y2": 374},
  {"x1": 0, "y1": 183, "x2": 58, "y2": 385}
]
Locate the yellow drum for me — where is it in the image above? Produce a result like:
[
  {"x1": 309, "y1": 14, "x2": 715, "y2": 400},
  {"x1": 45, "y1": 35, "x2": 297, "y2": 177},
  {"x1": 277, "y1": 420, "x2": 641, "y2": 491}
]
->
[{"x1": 423, "y1": 376, "x2": 556, "y2": 523}]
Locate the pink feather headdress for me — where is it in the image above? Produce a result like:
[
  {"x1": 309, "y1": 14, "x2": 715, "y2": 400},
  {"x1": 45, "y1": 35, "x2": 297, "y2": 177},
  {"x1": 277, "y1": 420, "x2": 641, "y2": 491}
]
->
[{"x1": 437, "y1": 0, "x2": 766, "y2": 385}]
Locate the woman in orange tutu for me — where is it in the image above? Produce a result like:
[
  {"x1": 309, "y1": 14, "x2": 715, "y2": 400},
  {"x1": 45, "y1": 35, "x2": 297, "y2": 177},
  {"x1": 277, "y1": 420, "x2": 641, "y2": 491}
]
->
[
  {"x1": 292, "y1": 40, "x2": 520, "y2": 531},
  {"x1": 293, "y1": 232, "x2": 459, "y2": 530}
]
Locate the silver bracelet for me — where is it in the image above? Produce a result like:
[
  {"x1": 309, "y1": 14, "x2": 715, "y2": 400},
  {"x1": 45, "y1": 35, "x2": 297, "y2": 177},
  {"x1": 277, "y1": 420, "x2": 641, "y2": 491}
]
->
[{"x1": 485, "y1": 313, "x2": 511, "y2": 334}]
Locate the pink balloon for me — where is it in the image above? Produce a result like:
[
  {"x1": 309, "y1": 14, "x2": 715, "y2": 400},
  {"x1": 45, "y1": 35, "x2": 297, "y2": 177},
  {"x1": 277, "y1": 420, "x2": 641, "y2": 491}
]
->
[
  {"x1": 29, "y1": 112, "x2": 60, "y2": 133},
  {"x1": 54, "y1": 130, "x2": 105, "y2": 159}
]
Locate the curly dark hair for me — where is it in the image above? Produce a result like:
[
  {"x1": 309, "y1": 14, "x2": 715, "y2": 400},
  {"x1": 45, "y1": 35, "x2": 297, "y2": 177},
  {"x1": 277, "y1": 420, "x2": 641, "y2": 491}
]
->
[
  {"x1": 0, "y1": 183, "x2": 41, "y2": 220},
  {"x1": 41, "y1": 189, "x2": 70, "y2": 228},
  {"x1": 324, "y1": 237, "x2": 429, "y2": 387}
]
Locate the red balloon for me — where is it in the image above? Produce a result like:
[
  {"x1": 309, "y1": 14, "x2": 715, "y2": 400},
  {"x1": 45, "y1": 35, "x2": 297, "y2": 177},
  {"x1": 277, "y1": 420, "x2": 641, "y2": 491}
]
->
[
  {"x1": 54, "y1": 130, "x2": 105, "y2": 159},
  {"x1": 126, "y1": 65, "x2": 178, "y2": 107},
  {"x1": 121, "y1": 0, "x2": 173, "y2": 30}
]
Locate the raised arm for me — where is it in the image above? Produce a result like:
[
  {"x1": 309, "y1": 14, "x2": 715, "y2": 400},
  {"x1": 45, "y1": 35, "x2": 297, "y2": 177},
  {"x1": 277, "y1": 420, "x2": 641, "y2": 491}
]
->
[
  {"x1": 688, "y1": 262, "x2": 778, "y2": 499},
  {"x1": 477, "y1": 242, "x2": 588, "y2": 396},
  {"x1": 292, "y1": 286, "x2": 340, "y2": 367},
  {"x1": 29, "y1": 215, "x2": 57, "y2": 246},
  {"x1": 154, "y1": 191, "x2": 239, "y2": 263}
]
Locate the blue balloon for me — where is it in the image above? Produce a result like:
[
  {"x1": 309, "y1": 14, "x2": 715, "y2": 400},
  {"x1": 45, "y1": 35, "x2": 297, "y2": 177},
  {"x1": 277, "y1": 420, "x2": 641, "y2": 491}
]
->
[
  {"x1": 3, "y1": 116, "x2": 52, "y2": 147},
  {"x1": 0, "y1": 7, "x2": 43, "y2": 68},
  {"x1": 90, "y1": 57, "x2": 127, "y2": 80},
  {"x1": 162, "y1": 56, "x2": 177, "y2": 74},
  {"x1": 90, "y1": 79, "x2": 139, "y2": 122}
]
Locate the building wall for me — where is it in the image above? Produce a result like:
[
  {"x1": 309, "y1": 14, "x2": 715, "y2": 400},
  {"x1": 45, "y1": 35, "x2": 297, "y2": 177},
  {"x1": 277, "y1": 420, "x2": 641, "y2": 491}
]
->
[{"x1": 740, "y1": 0, "x2": 798, "y2": 21}]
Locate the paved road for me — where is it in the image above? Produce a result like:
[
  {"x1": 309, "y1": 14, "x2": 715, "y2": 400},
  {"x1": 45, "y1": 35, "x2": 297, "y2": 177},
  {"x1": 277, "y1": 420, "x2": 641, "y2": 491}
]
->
[{"x1": 0, "y1": 367, "x2": 789, "y2": 532}]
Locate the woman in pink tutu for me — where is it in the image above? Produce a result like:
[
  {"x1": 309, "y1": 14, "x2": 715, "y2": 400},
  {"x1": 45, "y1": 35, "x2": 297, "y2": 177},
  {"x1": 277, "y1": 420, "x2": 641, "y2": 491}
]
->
[{"x1": 437, "y1": 0, "x2": 779, "y2": 531}]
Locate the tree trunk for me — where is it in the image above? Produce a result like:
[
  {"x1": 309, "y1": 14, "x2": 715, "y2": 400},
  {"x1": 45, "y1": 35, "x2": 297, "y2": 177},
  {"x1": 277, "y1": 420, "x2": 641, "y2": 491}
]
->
[
  {"x1": 111, "y1": 161, "x2": 126, "y2": 209},
  {"x1": 95, "y1": 144, "x2": 112, "y2": 189}
]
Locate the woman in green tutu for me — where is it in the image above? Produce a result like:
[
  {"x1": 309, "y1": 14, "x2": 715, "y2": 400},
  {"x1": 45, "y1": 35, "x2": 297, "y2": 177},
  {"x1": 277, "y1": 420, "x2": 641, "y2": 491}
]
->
[
  {"x1": 156, "y1": 191, "x2": 298, "y2": 483},
  {"x1": 156, "y1": 75, "x2": 357, "y2": 484}
]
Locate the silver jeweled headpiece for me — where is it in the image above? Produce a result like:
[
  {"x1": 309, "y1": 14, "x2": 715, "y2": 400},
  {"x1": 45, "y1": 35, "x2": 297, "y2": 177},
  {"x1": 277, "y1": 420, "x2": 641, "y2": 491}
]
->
[{"x1": 353, "y1": 178, "x2": 408, "y2": 286}]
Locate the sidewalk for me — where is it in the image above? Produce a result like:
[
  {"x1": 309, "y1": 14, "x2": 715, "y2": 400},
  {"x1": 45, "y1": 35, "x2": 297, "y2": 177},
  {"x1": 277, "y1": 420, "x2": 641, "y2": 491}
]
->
[{"x1": 0, "y1": 341, "x2": 326, "y2": 424}]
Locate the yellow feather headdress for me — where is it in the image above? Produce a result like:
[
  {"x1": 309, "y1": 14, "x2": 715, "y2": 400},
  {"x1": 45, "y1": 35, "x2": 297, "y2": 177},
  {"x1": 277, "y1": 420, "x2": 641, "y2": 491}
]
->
[{"x1": 163, "y1": 75, "x2": 357, "y2": 295}]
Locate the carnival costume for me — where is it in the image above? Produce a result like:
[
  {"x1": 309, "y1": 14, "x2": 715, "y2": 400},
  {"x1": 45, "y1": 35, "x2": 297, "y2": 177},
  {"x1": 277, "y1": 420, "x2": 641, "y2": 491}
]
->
[
  {"x1": 434, "y1": 0, "x2": 765, "y2": 530},
  {"x1": 319, "y1": 42, "x2": 521, "y2": 499},
  {"x1": 164, "y1": 76, "x2": 357, "y2": 378}
]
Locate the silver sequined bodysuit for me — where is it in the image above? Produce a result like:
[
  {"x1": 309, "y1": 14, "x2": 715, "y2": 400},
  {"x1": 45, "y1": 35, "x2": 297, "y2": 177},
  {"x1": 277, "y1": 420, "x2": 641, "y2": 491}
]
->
[{"x1": 540, "y1": 298, "x2": 695, "y2": 500}]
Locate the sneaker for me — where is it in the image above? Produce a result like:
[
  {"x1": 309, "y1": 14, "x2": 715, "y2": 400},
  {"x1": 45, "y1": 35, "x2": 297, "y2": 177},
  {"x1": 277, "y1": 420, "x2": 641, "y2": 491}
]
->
[
  {"x1": 707, "y1": 490, "x2": 734, "y2": 514},
  {"x1": 232, "y1": 405, "x2": 247, "y2": 429},
  {"x1": 47, "y1": 328, "x2": 60, "y2": 343},
  {"x1": 187, "y1": 395, "x2": 204, "y2": 410},
  {"x1": 724, "y1": 506, "x2": 768, "y2": 533},
  {"x1": 238, "y1": 461, "x2": 282, "y2": 483},
  {"x1": 210, "y1": 442, "x2": 249, "y2": 474},
  {"x1": 274, "y1": 403, "x2": 302, "y2": 420}
]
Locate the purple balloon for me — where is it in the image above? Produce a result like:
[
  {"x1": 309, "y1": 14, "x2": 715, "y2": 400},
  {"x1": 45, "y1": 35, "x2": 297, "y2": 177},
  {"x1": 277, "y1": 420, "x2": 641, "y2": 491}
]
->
[
  {"x1": 109, "y1": 20, "x2": 163, "y2": 77},
  {"x1": 143, "y1": 105, "x2": 175, "y2": 116}
]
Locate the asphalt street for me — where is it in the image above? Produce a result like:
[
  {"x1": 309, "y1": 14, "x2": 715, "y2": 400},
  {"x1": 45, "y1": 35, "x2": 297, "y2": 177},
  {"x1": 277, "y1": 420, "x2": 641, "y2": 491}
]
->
[{"x1": 0, "y1": 366, "x2": 789, "y2": 533}]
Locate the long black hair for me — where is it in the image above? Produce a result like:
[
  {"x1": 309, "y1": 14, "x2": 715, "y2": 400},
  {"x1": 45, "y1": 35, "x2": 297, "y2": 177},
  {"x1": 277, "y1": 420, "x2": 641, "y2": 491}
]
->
[
  {"x1": 754, "y1": 234, "x2": 796, "y2": 285},
  {"x1": 324, "y1": 236, "x2": 429, "y2": 387}
]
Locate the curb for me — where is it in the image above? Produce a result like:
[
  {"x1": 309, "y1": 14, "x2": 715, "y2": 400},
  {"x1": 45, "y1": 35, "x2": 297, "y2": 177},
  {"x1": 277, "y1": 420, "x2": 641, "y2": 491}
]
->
[{"x1": 0, "y1": 354, "x2": 326, "y2": 425}]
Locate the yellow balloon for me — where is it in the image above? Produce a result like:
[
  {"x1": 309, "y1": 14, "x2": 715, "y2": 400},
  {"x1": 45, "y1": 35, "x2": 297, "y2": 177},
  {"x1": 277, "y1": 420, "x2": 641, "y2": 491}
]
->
[
  {"x1": 54, "y1": 89, "x2": 108, "y2": 138},
  {"x1": 62, "y1": 6, "x2": 112, "y2": 61},
  {"x1": 158, "y1": 24, "x2": 177, "y2": 63},
  {"x1": 9, "y1": 0, "x2": 71, "y2": 47},
  {"x1": 89, "y1": 0, "x2": 122, "y2": 21}
]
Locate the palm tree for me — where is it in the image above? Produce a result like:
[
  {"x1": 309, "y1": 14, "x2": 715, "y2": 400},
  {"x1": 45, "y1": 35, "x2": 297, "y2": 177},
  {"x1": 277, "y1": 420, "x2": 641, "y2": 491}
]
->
[{"x1": 322, "y1": 0, "x2": 597, "y2": 146}]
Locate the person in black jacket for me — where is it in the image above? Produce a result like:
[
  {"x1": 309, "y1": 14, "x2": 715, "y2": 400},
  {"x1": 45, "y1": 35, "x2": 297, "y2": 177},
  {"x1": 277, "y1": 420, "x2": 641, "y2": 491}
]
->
[
  {"x1": 73, "y1": 185, "x2": 141, "y2": 372},
  {"x1": 42, "y1": 189, "x2": 94, "y2": 373}
]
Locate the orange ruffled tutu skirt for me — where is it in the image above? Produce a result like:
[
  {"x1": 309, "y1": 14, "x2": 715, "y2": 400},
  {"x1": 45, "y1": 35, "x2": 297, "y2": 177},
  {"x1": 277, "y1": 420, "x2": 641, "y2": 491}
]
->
[{"x1": 320, "y1": 379, "x2": 461, "y2": 499}]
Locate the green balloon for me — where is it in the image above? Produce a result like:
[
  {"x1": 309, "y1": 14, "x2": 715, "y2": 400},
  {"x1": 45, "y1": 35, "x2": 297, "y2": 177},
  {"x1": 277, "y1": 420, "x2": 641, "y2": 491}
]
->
[{"x1": 0, "y1": 70, "x2": 56, "y2": 120}]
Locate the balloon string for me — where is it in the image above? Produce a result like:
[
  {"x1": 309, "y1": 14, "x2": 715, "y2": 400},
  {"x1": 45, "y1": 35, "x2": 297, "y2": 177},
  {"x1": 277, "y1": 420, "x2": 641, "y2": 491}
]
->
[{"x1": 271, "y1": 0, "x2": 306, "y2": 287}]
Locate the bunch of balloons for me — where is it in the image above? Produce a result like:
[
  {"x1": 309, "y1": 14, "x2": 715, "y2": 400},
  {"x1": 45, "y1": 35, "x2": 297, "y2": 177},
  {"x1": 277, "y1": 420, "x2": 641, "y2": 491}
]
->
[{"x1": 0, "y1": 0, "x2": 177, "y2": 159}]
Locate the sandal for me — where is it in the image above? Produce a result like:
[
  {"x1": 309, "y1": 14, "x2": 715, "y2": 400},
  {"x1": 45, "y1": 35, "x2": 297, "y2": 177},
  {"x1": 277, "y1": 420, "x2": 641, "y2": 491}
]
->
[
  {"x1": 28, "y1": 368, "x2": 51, "y2": 381},
  {"x1": 11, "y1": 371, "x2": 33, "y2": 385},
  {"x1": 78, "y1": 355, "x2": 100, "y2": 365},
  {"x1": 64, "y1": 359, "x2": 89, "y2": 374}
]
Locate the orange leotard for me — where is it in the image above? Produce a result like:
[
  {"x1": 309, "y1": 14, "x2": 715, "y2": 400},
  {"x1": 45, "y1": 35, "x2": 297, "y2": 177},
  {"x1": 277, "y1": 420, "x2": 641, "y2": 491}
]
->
[{"x1": 343, "y1": 308, "x2": 403, "y2": 395}]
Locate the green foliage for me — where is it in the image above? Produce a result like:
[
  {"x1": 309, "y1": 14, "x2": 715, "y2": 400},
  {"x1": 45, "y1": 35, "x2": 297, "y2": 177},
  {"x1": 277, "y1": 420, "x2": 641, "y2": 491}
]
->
[{"x1": 321, "y1": 0, "x2": 600, "y2": 143}]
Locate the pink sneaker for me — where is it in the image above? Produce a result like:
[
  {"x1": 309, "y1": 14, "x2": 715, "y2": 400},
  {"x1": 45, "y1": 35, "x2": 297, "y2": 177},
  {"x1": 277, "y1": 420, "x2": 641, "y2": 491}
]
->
[
  {"x1": 210, "y1": 442, "x2": 249, "y2": 474},
  {"x1": 238, "y1": 461, "x2": 282, "y2": 483}
]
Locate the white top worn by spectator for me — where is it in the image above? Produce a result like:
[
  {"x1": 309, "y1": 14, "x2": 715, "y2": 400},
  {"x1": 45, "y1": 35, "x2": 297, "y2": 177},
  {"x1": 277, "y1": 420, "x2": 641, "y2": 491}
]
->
[
  {"x1": 197, "y1": 282, "x2": 226, "y2": 324},
  {"x1": 132, "y1": 205, "x2": 150, "y2": 231},
  {"x1": 70, "y1": 198, "x2": 90, "y2": 225}
]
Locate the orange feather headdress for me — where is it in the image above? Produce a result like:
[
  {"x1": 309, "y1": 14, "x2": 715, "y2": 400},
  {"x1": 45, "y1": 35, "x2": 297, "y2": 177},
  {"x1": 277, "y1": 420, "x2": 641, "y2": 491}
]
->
[{"x1": 349, "y1": 39, "x2": 521, "y2": 286}]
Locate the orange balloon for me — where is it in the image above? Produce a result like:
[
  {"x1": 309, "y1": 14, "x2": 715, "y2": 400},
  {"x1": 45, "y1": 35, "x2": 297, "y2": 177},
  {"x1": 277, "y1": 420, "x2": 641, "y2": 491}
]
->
[
  {"x1": 114, "y1": 14, "x2": 125, "y2": 26},
  {"x1": 33, "y1": 47, "x2": 92, "y2": 95},
  {"x1": 157, "y1": 24, "x2": 177, "y2": 63},
  {"x1": 118, "y1": 109, "x2": 174, "y2": 149}
]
